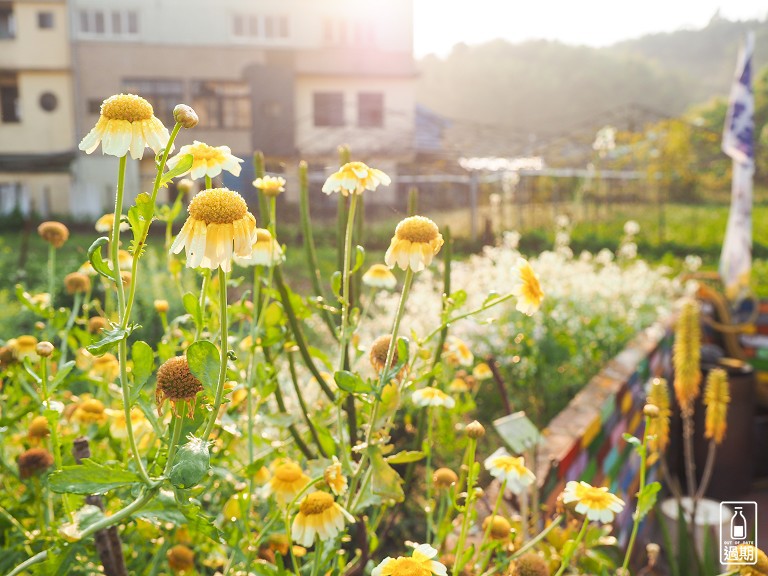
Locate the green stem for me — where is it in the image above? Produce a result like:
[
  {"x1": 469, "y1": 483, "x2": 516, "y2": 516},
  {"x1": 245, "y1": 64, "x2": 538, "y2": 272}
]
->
[
  {"x1": 553, "y1": 517, "x2": 589, "y2": 576},
  {"x1": 202, "y1": 268, "x2": 228, "y2": 442},
  {"x1": 205, "y1": 175, "x2": 212, "y2": 190},
  {"x1": 310, "y1": 538, "x2": 323, "y2": 576},
  {"x1": 510, "y1": 515, "x2": 564, "y2": 559},
  {"x1": 59, "y1": 292, "x2": 82, "y2": 364},
  {"x1": 422, "y1": 289, "x2": 516, "y2": 344},
  {"x1": 337, "y1": 193, "x2": 359, "y2": 371},
  {"x1": 196, "y1": 270, "x2": 210, "y2": 340},
  {"x1": 425, "y1": 409, "x2": 435, "y2": 542},
  {"x1": 111, "y1": 155, "x2": 128, "y2": 317},
  {"x1": 453, "y1": 436, "x2": 479, "y2": 576},
  {"x1": 163, "y1": 406, "x2": 184, "y2": 476},
  {"x1": 622, "y1": 416, "x2": 650, "y2": 571},
  {"x1": 119, "y1": 337, "x2": 150, "y2": 483},
  {"x1": 47, "y1": 243, "x2": 56, "y2": 311},
  {"x1": 287, "y1": 350, "x2": 327, "y2": 457}
]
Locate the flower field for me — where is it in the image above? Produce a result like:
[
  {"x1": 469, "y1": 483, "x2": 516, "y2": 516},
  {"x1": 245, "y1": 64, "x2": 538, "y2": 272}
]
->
[{"x1": 0, "y1": 96, "x2": 760, "y2": 576}]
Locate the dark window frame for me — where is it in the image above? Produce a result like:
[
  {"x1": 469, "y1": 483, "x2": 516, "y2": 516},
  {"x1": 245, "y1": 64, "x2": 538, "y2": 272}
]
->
[
  {"x1": 357, "y1": 92, "x2": 384, "y2": 128},
  {"x1": 313, "y1": 92, "x2": 344, "y2": 127},
  {"x1": 37, "y1": 11, "x2": 54, "y2": 29}
]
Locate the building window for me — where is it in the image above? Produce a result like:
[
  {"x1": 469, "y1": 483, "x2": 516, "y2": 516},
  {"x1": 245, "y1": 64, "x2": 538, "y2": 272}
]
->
[
  {"x1": 37, "y1": 11, "x2": 54, "y2": 29},
  {"x1": 191, "y1": 81, "x2": 251, "y2": 129},
  {"x1": 0, "y1": 182, "x2": 26, "y2": 216},
  {"x1": 0, "y1": 4, "x2": 15, "y2": 39},
  {"x1": 232, "y1": 13, "x2": 288, "y2": 40},
  {"x1": 122, "y1": 78, "x2": 183, "y2": 126},
  {"x1": 313, "y1": 92, "x2": 344, "y2": 127},
  {"x1": 79, "y1": 9, "x2": 138, "y2": 37},
  {"x1": 0, "y1": 75, "x2": 20, "y2": 123},
  {"x1": 358, "y1": 92, "x2": 383, "y2": 127}
]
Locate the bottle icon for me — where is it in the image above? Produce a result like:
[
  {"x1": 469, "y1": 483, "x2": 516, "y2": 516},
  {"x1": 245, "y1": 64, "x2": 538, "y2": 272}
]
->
[{"x1": 731, "y1": 507, "x2": 747, "y2": 540}]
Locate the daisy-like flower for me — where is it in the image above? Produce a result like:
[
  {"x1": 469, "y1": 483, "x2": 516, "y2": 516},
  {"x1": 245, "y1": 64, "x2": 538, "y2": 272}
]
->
[
  {"x1": 170, "y1": 188, "x2": 257, "y2": 273},
  {"x1": 512, "y1": 258, "x2": 544, "y2": 316},
  {"x1": 322, "y1": 161, "x2": 391, "y2": 197},
  {"x1": 37, "y1": 221, "x2": 69, "y2": 248},
  {"x1": 95, "y1": 213, "x2": 130, "y2": 233},
  {"x1": 562, "y1": 480, "x2": 625, "y2": 523},
  {"x1": 363, "y1": 264, "x2": 397, "y2": 290},
  {"x1": 372, "y1": 543, "x2": 447, "y2": 576},
  {"x1": 269, "y1": 460, "x2": 310, "y2": 506},
  {"x1": 473, "y1": 362, "x2": 493, "y2": 381},
  {"x1": 166, "y1": 140, "x2": 243, "y2": 181},
  {"x1": 11, "y1": 335, "x2": 40, "y2": 362},
  {"x1": 291, "y1": 491, "x2": 353, "y2": 546},
  {"x1": 253, "y1": 175, "x2": 286, "y2": 197},
  {"x1": 444, "y1": 336, "x2": 473, "y2": 367},
  {"x1": 412, "y1": 387, "x2": 455, "y2": 409},
  {"x1": 324, "y1": 456, "x2": 348, "y2": 496},
  {"x1": 484, "y1": 448, "x2": 536, "y2": 494},
  {"x1": 79, "y1": 93, "x2": 170, "y2": 159},
  {"x1": 384, "y1": 216, "x2": 444, "y2": 273},
  {"x1": 233, "y1": 228, "x2": 284, "y2": 268},
  {"x1": 72, "y1": 398, "x2": 108, "y2": 425}
]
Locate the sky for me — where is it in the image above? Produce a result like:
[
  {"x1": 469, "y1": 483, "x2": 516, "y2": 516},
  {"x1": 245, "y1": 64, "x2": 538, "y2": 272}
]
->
[{"x1": 413, "y1": 0, "x2": 767, "y2": 57}]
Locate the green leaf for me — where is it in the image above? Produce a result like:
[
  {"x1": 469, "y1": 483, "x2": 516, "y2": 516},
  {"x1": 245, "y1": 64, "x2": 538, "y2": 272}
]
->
[
  {"x1": 334, "y1": 370, "x2": 373, "y2": 394},
  {"x1": 22, "y1": 357, "x2": 42, "y2": 384},
  {"x1": 49, "y1": 459, "x2": 142, "y2": 494},
  {"x1": 622, "y1": 433, "x2": 642, "y2": 449},
  {"x1": 130, "y1": 340, "x2": 154, "y2": 403},
  {"x1": 264, "y1": 301, "x2": 285, "y2": 327},
  {"x1": 368, "y1": 446, "x2": 404, "y2": 504},
  {"x1": 15, "y1": 284, "x2": 49, "y2": 316},
  {"x1": 49, "y1": 361, "x2": 76, "y2": 393},
  {"x1": 182, "y1": 292, "x2": 202, "y2": 331},
  {"x1": 636, "y1": 481, "x2": 661, "y2": 520},
  {"x1": 160, "y1": 153, "x2": 193, "y2": 186},
  {"x1": 351, "y1": 245, "x2": 365, "y2": 274},
  {"x1": 127, "y1": 192, "x2": 155, "y2": 257},
  {"x1": 186, "y1": 340, "x2": 220, "y2": 398},
  {"x1": 87, "y1": 237, "x2": 115, "y2": 281},
  {"x1": 314, "y1": 423, "x2": 336, "y2": 457},
  {"x1": 87, "y1": 326, "x2": 131, "y2": 356},
  {"x1": 386, "y1": 450, "x2": 425, "y2": 464},
  {"x1": 330, "y1": 271, "x2": 342, "y2": 298}
]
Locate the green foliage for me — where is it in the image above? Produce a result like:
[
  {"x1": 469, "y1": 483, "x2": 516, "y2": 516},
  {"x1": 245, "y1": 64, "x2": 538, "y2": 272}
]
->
[{"x1": 49, "y1": 460, "x2": 142, "y2": 494}]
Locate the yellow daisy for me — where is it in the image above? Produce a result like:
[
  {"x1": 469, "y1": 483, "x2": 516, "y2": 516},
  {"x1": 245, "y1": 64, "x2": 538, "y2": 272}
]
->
[
  {"x1": 562, "y1": 480, "x2": 625, "y2": 523},
  {"x1": 253, "y1": 175, "x2": 286, "y2": 197},
  {"x1": 95, "y1": 213, "x2": 130, "y2": 233},
  {"x1": 412, "y1": 387, "x2": 455, "y2": 409},
  {"x1": 363, "y1": 264, "x2": 397, "y2": 290},
  {"x1": 11, "y1": 335, "x2": 40, "y2": 362},
  {"x1": 323, "y1": 456, "x2": 348, "y2": 496},
  {"x1": 72, "y1": 398, "x2": 108, "y2": 425},
  {"x1": 291, "y1": 491, "x2": 353, "y2": 546},
  {"x1": 473, "y1": 362, "x2": 493, "y2": 381},
  {"x1": 79, "y1": 93, "x2": 170, "y2": 160},
  {"x1": 322, "y1": 161, "x2": 391, "y2": 196},
  {"x1": 385, "y1": 216, "x2": 444, "y2": 272},
  {"x1": 166, "y1": 140, "x2": 243, "y2": 181},
  {"x1": 170, "y1": 188, "x2": 257, "y2": 273},
  {"x1": 512, "y1": 258, "x2": 544, "y2": 316},
  {"x1": 233, "y1": 228, "x2": 284, "y2": 268},
  {"x1": 372, "y1": 543, "x2": 448, "y2": 576},
  {"x1": 483, "y1": 448, "x2": 536, "y2": 494},
  {"x1": 270, "y1": 460, "x2": 310, "y2": 506},
  {"x1": 444, "y1": 336, "x2": 474, "y2": 367}
]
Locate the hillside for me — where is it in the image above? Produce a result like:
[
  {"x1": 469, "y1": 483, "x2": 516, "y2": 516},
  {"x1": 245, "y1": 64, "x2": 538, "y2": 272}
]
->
[{"x1": 416, "y1": 16, "x2": 768, "y2": 156}]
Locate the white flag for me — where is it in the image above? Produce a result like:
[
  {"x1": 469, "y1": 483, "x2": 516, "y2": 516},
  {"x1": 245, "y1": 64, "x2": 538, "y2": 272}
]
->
[{"x1": 719, "y1": 32, "x2": 755, "y2": 299}]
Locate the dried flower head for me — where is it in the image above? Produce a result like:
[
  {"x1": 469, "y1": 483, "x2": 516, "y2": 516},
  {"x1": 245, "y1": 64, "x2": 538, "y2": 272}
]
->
[
  {"x1": 170, "y1": 187, "x2": 257, "y2": 272},
  {"x1": 167, "y1": 544, "x2": 195, "y2": 574},
  {"x1": 322, "y1": 161, "x2": 391, "y2": 196},
  {"x1": 673, "y1": 300, "x2": 702, "y2": 411},
  {"x1": 27, "y1": 415, "x2": 50, "y2": 440},
  {"x1": 85, "y1": 316, "x2": 108, "y2": 334},
  {"x1": 155, "y1": 356, "x2": 203, "y2": 417},
  {"x1": 703, "y1": 368, "x2": 730, "y2": 444},
  {"x1": 324, "y1": 456, "x2": 348, "y2": 496},
  {"x1": 18, "y1": 447, "x2": 54, "y2": 479},
  {"x1": 79, "y1": 93, "x2": 171, "y2": 159},
  {"x1": 510, "y1": 552, "x2": 549, "y2": 576},
  {"x1": 433, "y1": 467, "x2": 459, "y2": 489},
  {"x1": 385, "y1": 216, "x2": 444, "y2": 272},
  {"x1": 64, "y1": 272, "x2": 91, "y2": 294},
  {"x1": 253, "y1": 175, "x2": 286, "y2": 197},
  {"x1": 37, "y1": 221, "x2": 69, "y2": 248},
  {"x1": 369, "y1": 335, "x2": 399, "y2": 373}
]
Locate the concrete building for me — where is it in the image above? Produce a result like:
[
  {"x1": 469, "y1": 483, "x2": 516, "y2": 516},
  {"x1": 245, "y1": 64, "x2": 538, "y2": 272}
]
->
[
  {"x1": 69, "y1": 0, "x2": 417, "y2": 216},
  {"x1": 0, "y1": 0, "x2": 75, "y2": 217}
]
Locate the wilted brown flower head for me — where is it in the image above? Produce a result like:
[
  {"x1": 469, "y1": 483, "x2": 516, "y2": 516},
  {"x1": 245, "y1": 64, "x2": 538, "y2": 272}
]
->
[
  {"x1": 37, "y1": 221, "x2": 69, "y2": 248},
  {"x1": 18, "y1": 447, "x2": 54, "y2": 479},
  {"x1": 88, "y1": 316, "x2": 109, "y2": 334},
  {"x1": 64, "y1": 272, "x2": 91, "y2": 294},
  {"x1": 167, "y1": 544, "x2": 195, "y2": 573},
  {"x1": 156, "y1": 356, "x2": 203, "y2": 417},
  {"x1": 369, "y1": 335, "x2": 399, "y2": 373}
]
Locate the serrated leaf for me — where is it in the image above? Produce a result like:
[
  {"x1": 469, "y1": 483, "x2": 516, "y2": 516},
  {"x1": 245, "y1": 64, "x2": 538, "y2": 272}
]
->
[
  {"x1": 87, "y1": 326, "x2": 131, "y2": 356},
  {"x1": 160, "y1": 153, "x2": 194, "y2": 186},
  {"x1": 49, "y1": 459, "x2": 141, "y2": 494},
  {"x1": 87, "y1": 237, "x2": 115, "y2": 281},
  {"x1": 351, "y1": 245, "x2": 365, "y2": 274},
  {"x1": 386, "y1": 450, "x2": 425, "y2": 464},
  {"x1": 636, "y1": 481, "x2": 661, "y2": 519},
  {"x1": 130, "y1": 341, "x2": 154, "y2": 403},
  {"x1": 186, "y1": 340, "x2": 220, "y2": 398},
  {"x1": 334, "y1": 370, "x2": 373, "y2": 394}
]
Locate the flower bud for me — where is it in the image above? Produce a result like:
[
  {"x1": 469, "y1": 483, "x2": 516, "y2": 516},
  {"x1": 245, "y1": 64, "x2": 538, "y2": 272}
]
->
[
  {"x1": 173, "y1": 104, "x2": 199, "y2": 129},
  {"x1": 36, "y1": 341, "x2": 55, "y2": 358},
  {"x1": 154, "y1": 299, "x2": 170, "y2": 313},
  {"x1": 177, "y1": 178, "x2": 194, "y2": 195},
  {"x1": 643, "y1": 404, "x2": 660, "y2": 418},
  {"x1": 466, "y1": 420, "x2": 485, "y2": 439},
  {"x1": 169, "y1": 436, "x2": 210, "y2": 489}
]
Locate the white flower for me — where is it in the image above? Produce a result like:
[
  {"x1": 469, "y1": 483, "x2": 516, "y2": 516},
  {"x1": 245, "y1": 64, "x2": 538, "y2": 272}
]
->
[
  {"x1": 412, "y1": 387, "x2": 455, "y2": 409},
  {"x1": 483, "y1": 447, "x2": 536, "y2": 494}
]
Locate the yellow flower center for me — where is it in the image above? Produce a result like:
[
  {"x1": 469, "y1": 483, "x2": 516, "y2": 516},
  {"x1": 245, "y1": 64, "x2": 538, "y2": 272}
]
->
[
  {"x1": 101, "y1": 94, "x2": 154, "y2": 122},
  {"x1": 17, "y1": 335, "x2": 38, "y2": 350},
  {"x1": 520, "y1": 264, "x2": 544, "y2": 302},
  {"x1": 93, "y1": 354, "x2": 118, "y2": 367},
  {"x1": 254, "y1": 228, "x2": 273, "y2": 243},
  {"x1": 395, "y1": 216, "x2": 440, "y2": 244},
  {"x1": 572, "y1": 484, "x2": 616, "y2": 510},
  {"x1": 299, "y1": 492, "x2": 335, "y2": 515},
  {"x1": 274, "y1": 462, "x2": 303, "y2": 482},
  {"x1": 188, "y1": 188, "x2": 248, "y2": 225},
  {"x1": 187, "y1": 142, "x2": 227, "y2": 161},
  {"x1": 386, "y1": 557, "x2": 431, "y2": 576},
  {"x1": 421, "y1": 388, "x2": 447, "y2": 400},
  {"x1": 492, "y1": 455, "x2": 527, "y2": 475},
  {"x1": 79, "y1": 398, "x2": 105, "y2": 415}
]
